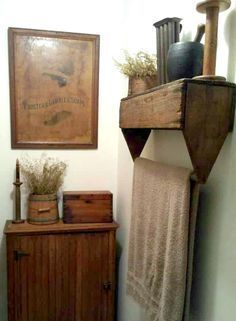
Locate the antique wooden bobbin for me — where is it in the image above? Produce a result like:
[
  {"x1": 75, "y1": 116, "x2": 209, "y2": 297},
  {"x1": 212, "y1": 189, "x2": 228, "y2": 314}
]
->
[{"x1": 196, "y1": 0, "x2": 231, "y2": 80}]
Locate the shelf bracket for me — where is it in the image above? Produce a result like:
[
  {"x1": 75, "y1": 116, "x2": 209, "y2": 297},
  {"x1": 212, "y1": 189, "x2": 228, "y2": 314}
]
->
[{"x1": 122, "y1": 129, "x2": 151, "y2": 160}]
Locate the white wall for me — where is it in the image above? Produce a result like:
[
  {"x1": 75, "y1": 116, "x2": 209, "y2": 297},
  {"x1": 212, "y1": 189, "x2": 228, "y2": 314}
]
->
[
  {"x1": 0, "y1": 0, "x2": 125, "y2": 319},
  {"x1": 1, "y1": 1, "x2": 236, "y2": 321},
  {"x1": 116, "y1": 1, "x2": 236, "y2": 321}
]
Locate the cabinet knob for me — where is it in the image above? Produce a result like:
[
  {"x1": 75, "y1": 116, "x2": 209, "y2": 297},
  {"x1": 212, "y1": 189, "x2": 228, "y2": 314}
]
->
[
  {"x1": 103, "y1": 281, "x2": 112, "y2": 290},
  {"x1": 14, "y1": 250, "x2": 30, "y2": 261}
]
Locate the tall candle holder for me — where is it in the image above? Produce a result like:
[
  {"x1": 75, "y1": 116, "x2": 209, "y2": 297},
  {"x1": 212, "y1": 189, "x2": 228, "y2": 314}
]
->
[{"x1": 12, "y1": 159, "x2": 25, "y2": 224}]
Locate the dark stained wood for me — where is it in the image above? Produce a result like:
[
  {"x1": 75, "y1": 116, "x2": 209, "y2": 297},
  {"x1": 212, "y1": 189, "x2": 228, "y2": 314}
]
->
[
  {"x1": 122, "y1": 128, "x2": 151, "y2": 160},
  {"x1": 120, "y1": 79, "x2": 186, "y2": 129},
  {"x1": 183, "y1": 81, "x2": 235, "y2": 183},
  {"x1": 6, "y1": 237, "x2": 16, "y2": 321},
  {"x1": 4, "y1": 219, "x2": 118, "y2": 235},
  {"x1": 63, "y1": 191, "x2": 113, "y2": 223},
  {"x1": 5, "y1": 220, "x2": 118, "y2": 321},
  {"x1": 63, "y1": 191, "x2": 112, "y2": 199},
  {"x1": 107, "y1": 230, "x2": 117, "y2": 321},
  {"x1": 78, "y1": 232, "x2": 109, "y2": 321},
  {"x1": 119, "y1": 78, "x2": 236, "y2": 183}
]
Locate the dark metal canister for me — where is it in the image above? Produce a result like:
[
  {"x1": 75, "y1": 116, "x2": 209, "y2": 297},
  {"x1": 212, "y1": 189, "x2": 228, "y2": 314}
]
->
[
  {"x1": 153, "y1": 17, "x2": 182, "y2": 85},
  {"x1": 167, "y1": 41, "x2": 204, "y2": 81}
]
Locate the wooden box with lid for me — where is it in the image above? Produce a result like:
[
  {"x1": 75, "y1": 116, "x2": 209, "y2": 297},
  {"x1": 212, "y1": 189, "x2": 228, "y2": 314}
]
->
[{"x1": 63, "y1": 191, "x2": 113, "y2": 223}]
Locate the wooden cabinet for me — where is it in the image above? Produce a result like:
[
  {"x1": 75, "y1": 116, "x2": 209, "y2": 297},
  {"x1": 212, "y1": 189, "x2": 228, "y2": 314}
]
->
[{"x1": 4, "y1": 220, "x2": 118, "y2": 321}]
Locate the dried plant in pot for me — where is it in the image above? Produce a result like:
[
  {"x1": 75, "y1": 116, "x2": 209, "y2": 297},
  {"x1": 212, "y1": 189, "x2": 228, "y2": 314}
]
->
[
  {"x1": 21, "y1": 154, "x2": 67, "y2": 225},
  {"x1": 115, "y1": 51, "x2": 158, "y2": 95}
]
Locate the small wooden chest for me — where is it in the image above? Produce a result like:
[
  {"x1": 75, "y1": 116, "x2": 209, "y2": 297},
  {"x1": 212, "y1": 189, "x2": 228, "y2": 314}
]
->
[{"x1": 63, "y1": 191, "x2": 113, "y2": 223}]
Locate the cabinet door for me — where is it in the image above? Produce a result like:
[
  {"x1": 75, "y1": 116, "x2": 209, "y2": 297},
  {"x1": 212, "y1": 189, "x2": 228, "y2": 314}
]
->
[{"x1": 7, "y1": 231, "x2": 115, "y2": 321}]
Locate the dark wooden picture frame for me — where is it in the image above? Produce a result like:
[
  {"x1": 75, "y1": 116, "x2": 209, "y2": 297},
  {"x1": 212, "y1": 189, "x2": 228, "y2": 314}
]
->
[{"x1": 8, "y1": 27, "x2": 99, "y2": 149}]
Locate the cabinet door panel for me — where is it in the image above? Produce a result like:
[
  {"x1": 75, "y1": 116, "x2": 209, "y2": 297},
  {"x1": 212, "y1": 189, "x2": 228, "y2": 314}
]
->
[
  {"x1": 75, "y1": 233, "x2": 109, "y2": 321},
  {"x1": 7, "y1": 235, "x2": 53, "y2": 321},
  {"x1": 7, "y1": 232, "x2": 111, "y2": 321},
  {"x1": 17, "y1": 235, "x2": 56, "y2": 321}
]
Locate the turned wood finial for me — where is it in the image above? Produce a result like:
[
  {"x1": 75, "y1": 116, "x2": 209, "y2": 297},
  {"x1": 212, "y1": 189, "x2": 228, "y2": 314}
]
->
[{"x1": 196, "y1": 0, "x2": 231, "y2": 78}]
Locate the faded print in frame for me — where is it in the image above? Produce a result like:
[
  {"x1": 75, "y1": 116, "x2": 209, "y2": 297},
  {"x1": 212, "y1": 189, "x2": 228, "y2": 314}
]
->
[{"x1": 8, "y1": 27, "x2": 99, "y2": 149}]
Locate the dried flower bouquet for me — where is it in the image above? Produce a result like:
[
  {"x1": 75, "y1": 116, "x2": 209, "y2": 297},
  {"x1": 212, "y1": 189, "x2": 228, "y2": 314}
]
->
[{"x1": 21, "y1": 154, "x2": 67, "y2": 195}]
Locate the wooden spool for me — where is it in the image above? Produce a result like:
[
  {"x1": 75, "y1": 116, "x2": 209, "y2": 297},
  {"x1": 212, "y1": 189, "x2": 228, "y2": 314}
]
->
[{"x1": 196, "y1": 0, "x2": 231, "y2": 79}]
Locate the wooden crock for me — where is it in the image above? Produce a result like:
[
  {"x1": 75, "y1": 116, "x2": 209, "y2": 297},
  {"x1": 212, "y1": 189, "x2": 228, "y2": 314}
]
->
[
  {"x1": 28, "y1": 193, "x2": 59, "y2": 225},
  {"x1": 128, "y1": 75, "x2": 157, "y2": 96}
]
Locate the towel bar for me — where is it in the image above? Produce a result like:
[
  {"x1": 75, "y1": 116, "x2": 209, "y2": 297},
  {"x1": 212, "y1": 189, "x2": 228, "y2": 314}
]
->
[{"x1": 190, "y1": 172, "x2": 198, "y2": 182}]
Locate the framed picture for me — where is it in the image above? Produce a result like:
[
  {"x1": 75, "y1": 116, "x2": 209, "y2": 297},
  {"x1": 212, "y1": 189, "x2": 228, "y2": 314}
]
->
[{"x1": 8, "y1": 27, "x2": 99, "y2": 149}]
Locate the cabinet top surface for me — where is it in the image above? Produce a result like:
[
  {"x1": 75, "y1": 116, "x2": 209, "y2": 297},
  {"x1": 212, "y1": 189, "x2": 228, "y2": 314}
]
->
[{"x1": 4, "y1": 219, "x2": 119, "y2": 235}]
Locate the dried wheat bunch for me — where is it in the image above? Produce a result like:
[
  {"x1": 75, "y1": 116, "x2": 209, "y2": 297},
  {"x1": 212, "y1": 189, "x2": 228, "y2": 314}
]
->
[
  {"x1": 115, "y1": 50, "x2": 157, "y2": 78},
  {"x1": 21, "y1": 154, "x2": 67, "y2": 195}
]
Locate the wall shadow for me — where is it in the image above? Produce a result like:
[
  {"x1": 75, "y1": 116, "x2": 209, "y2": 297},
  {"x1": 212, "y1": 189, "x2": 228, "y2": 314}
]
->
[{"x1": 190, "y1": 189, "x2": 218, "y2": 321}]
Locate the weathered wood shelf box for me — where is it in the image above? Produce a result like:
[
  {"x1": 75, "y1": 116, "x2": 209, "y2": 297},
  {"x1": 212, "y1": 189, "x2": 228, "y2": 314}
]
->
[{"x1": 120, "y1": 78, "x2": 236, "y2": 183}]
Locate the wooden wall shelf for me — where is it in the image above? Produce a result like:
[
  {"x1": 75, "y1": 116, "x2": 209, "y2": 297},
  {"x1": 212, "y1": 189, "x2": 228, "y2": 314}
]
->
[{"x1": 119, "y1": 78, "x2": 236, "y2": 183}]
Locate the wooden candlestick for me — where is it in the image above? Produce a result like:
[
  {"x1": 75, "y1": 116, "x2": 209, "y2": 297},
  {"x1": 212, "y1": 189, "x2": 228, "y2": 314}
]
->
[
  {"x1": 12, "y1": 159, "x2": 24, "y2": 224},
  {"x1": 196, "y1": 0, "x2": 231, "y2": 79},
  {"x1": 16, "y1": 158, "x2": 20, "y2": 180}
]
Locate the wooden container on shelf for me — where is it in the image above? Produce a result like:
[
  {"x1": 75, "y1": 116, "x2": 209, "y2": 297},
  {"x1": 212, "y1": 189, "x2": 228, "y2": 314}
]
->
[
  {"x1": 119, "y1": 78, "x2": 236, "y2": 183},
  {"x1": 128, "y1": 76, "x2": 157, "y2": 96},
  {"x1": 28, "y1": 193, "x2": 59, "y2": 225},
  {"x1": 63, "y1": 191, "x2": 113, "y2": 223}
]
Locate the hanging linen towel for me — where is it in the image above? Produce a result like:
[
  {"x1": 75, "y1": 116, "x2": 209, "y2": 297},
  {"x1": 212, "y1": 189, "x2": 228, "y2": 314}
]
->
[{"x1": 126, "y1": 157, "x2": 199, "y2": 321}]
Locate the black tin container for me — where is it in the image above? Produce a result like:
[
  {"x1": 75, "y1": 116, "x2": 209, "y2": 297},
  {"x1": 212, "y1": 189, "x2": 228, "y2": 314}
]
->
[{"x1": 153, "y1": 17, "x2": 182, "y2": 85}]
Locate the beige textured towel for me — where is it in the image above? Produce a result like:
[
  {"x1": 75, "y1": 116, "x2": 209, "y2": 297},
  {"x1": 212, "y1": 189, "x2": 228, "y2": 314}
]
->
[{"x1": 126, "y1": 158, "x2": 199, "y2": 321}]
